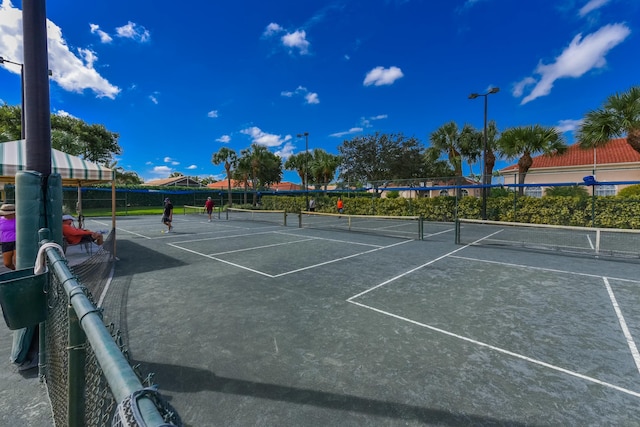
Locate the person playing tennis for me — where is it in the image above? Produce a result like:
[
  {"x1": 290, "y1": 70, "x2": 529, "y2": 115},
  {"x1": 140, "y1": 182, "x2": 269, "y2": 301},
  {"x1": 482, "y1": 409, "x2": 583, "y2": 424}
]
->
[
  {"x1": 162, "y1": 197, "x2": 174, "y2": 232},
  {"x1": 205, "y1": 196, "x2": 215, "y2": 222}
]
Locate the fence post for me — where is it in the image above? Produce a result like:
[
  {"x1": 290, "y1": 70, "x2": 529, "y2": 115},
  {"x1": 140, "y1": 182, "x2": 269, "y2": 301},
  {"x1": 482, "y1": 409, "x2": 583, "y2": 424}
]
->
[{"x1": 68, "y1": 306, "x2": 86, "y2": 427}]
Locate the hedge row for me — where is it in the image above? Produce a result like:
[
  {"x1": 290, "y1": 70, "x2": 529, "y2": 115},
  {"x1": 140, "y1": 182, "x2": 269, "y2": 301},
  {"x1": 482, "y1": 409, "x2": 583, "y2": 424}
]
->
[{"x1": 261, "y1": 194, "x2": 640, "y2": 229}]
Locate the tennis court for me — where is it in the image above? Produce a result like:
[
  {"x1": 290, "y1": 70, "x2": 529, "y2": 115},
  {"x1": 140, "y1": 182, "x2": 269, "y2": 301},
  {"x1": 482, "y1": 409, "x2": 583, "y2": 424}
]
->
[{"x1": 100, "y1": 211, "x2": 640, "y2": 425}]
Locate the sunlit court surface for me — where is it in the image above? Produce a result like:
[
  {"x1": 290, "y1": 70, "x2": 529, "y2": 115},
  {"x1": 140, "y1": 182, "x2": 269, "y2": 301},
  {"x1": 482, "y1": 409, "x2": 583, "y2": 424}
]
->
[{"x1": 101, "y1": 212, "x2": 640, "y2": 426}]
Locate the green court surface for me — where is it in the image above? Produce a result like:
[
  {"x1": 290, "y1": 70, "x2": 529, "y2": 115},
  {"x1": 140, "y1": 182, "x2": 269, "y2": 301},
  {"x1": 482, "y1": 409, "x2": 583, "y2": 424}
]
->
[{"x1": 7, "y1": 213, "x2": 640, "y2": 425}]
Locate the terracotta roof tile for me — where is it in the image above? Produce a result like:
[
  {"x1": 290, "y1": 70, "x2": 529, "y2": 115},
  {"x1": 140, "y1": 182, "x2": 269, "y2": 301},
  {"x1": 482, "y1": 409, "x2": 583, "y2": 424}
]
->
[{"x1": 500, "y1": 138, "x2": 640, "y2": 172}]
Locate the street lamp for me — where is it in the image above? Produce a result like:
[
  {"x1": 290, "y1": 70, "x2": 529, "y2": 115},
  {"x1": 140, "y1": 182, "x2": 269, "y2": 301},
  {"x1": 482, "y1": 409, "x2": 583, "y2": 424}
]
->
[
  {"x1": 0, "y1": 56, "x2": 25, "y2": 139},
  {"x1": 468, "y1": 87, "x2": 499, "y2": 220},
  {"x1": 297, "y1": 132, "x2": 309, "y2": 211}
]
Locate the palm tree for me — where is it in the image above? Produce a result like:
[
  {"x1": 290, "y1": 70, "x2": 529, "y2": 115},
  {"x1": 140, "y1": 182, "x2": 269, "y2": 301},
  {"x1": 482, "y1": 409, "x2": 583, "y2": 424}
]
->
[
  {"x1": 577, "y1": 86, "x2": 640, "y2": 154},
  {"x1": 430, "y1": 121, "x2": 474, "y2": 196},
  {"x1": 310, "y1": 149, "x2": 341, "y2": 190},
  {"x1": 212, "y1": 147, "x2": 238, "y2": 207},
  {"x1": 284, "y1": 152, "x2": 310, "y2": 188},
  {"x1": 497, "y1": 125, "x2": 567, "y2": 195}
]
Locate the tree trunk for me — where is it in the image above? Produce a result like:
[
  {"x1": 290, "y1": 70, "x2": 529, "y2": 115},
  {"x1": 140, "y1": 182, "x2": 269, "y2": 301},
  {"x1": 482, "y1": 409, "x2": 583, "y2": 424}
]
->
[
  {"x1": 517, "y1": 154, "x2": 533, "y2": 196},
  {"x1": 627, "y1": 129, "x2": 640, "y2": 155}
]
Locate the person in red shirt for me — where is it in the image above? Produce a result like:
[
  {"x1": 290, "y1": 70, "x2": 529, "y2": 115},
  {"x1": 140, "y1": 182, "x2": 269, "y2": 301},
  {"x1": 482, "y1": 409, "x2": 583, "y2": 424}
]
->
[
  {"x1": 204, "y1": 196, "x2": 215, "y2": 222},
  {"x1": 336, "y1": 197, "x2": 344, "y2": 214},
  {"x1": 62, "y1": 214, "x2": 104, "y2": 246}
]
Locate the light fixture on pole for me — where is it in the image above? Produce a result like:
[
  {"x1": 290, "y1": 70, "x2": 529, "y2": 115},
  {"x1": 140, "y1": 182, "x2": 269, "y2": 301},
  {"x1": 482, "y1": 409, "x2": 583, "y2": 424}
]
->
[
  {"x1": 468, "y1": 87, "x2": 499, "y2": 220},
  {"x1": 0, "y1": 56, "x2": 25, "y2": 139},
  {"x1": 297, "y1": 132, "x2": 309, "y2": 211}
]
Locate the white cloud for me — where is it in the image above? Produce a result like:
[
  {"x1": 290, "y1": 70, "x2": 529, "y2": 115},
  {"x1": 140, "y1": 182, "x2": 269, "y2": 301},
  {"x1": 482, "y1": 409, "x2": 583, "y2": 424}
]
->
[
  {"x1": 149, "y1": 94, "x2": 158, "y2": 104},
  {"x1": 556, "y1": 119, "x2": 583, "y2": 133},
  {"x1": 89, "y1": 23, "x2": 112, "y2": 43},
  {"x1": 0, "y1": 2, "x2": 121, "y2": 99},
  {"x1": 274, "y1": 141, "x2": 296, "y2": 160},
  {"x1": 517, "y1": 23, "x2": 630, "y2": 105},
  {"x1": 187, "y1": 165, "x2": 197, "y2": 170},
  {"x1": 305, "y1": 92, "x2": 319, "y2": 104},
  {"x1": 115, "y1": 21, "x2": 150, "y2": 42},
  {"x1": 216, "y1": 135, "x2": 231, "y2": 143},
  {"x1": 152, "y1": 165, "x2": 172, "y2": 175},
  {"x1": 281, "y1": 30, "x2": 310, "y2": 55},
  {"x1": 512, "y1": 77, "x2": 537, "y2": 97},
  {"x1": 240, "y1": 126, "x2": 291, "y2": 148},
  {"x1": 361, "y1": 114, "x2": 388, "y2": 127},
  {"x1": 208, "y1": 110, "x2": 218, "y2": 118},
  {"x1": 363, "y1": 66, "x2": 404, "y2": 86},
  {"x1": 163, "y1": 157, "x2": 180, "y2": 165},
  {"x1": 579, "y1": 0, "x2": 611, "y2": 17},
  {"x1": 281, "y1": 85, "x2": 320, "y2": 105},
  {"x1": 330, "y1": 127, "x2": 363, "y2": 138},
  {"x1": 54, "y1": 109, "x2": 76, "y2": 118},
  {"x1": 263, "y1": 22, "x2": 283, "y2": 37}
]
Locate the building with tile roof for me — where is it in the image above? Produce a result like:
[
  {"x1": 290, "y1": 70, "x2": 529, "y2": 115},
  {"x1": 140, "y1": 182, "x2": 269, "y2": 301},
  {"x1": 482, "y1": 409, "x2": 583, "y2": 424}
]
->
[
  {"x1": 499, "y1": 138, "x2": 640, "y2": 196},
  {"x1": 142, "y1": 176, "x2": 203, "y2": 187}
]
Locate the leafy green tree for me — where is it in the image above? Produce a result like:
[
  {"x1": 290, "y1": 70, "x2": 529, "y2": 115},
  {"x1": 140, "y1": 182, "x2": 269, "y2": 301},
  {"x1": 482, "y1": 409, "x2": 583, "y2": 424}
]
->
[
  {"x1": 423, "y1": 146, "x2": 454, "y2": 179},
  {"x1": 310, "y1": 149, "x2": 341, "y2": 190},
  {"x1": 577, "y1": 86, "x2": 640, "y2": 154},
  {"x1": 50, "y1": 113, "x2": 121, "y2": 164},
  {"x1": 1, "y1": 104, "x2": 122, "y2": 166},
  {"x1": 212, "y1": 147, "x2": 238, "y2": 207},
  {"x1": 0, "y1": 104, "x2": 22, "y2": 141},
  {"x1": 170, "y1": 172, "x2": 184, "y2": 177},
  {"x1": 617, "y1": 184, "x2": 640, "y2": 197},
  {"x1": 497, "y1": 125, "x2": 567, "y2": 195},
  {"x1": 338, "y1": 132, "x2": 424, "y2": 193}
]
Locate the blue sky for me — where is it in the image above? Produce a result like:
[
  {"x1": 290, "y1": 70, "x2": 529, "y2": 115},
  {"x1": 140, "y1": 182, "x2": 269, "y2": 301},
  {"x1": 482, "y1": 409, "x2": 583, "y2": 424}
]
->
[{"x1": 0, "y1": 0, "x2": 637, "y2": 183}]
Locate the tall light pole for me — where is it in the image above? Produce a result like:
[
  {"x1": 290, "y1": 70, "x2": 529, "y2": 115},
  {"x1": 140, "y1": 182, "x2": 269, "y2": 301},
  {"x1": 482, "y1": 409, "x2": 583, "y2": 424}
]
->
[
  {"x1": 0, "y1": 56, "x2": 25, "y2": 139},
  {"x1": 468, "y1": 87, "x2": 499, "y2": 220},
  {"x1": 297, "y1": 132, "x2": 309, "y2": 210}
]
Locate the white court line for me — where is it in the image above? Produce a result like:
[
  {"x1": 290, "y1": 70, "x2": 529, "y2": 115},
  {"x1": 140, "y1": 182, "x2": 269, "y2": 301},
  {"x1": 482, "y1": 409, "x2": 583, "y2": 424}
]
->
[
  {"x1": 272, "y1": 239, "x2": 412, "y2": 278},
  {"x1": 172, "y1": 230, "x2": 277, "y2": 245},
  {"x1": 603, "y1": 277, "x2": 640, "y2": 375},
  {"x1": 348, "y1": 300, "x2": 640, "y2": 399},
  {"x1": 275, "y1": 231, "x2": 384, "y2": 248},
  {"x1": 347, "y1": 230, "x2": 503, "y2": 301},
  {"x1": 450, "y1": 255, "x2": 640, "y2": 283},
  {"x1": 587, "y1": 234, "x2": 595, "y2": 249},
  {"x1": 167, "y1": 243, "x2": 273, "y2": 277},
  {"x1": 425, "y1": 228, "x2": 454, "y2": 237},
  {"x1": 210, "y1": 238, "x2": 316, "y2": 256}
]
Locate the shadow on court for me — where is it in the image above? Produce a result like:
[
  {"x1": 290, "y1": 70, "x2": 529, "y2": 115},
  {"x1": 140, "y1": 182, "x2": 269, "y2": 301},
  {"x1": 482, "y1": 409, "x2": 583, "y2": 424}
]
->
[
  {"x1": 114, "y1": 240, "x2": 188, "y2": 276},
  {"x1": 134, "y1": 358, "x2": 533, "y2": 427}
]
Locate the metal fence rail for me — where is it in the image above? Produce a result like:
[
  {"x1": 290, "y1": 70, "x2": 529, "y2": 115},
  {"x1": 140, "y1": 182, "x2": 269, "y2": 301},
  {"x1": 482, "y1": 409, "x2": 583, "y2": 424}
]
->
[{"x1": 40, "y1": 234, "x2": 181, "y2": 426}]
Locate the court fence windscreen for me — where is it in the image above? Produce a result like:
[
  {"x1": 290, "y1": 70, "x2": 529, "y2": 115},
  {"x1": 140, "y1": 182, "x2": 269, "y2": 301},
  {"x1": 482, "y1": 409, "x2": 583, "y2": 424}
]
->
[{"x1": 455, "y1": 218, "x2": 640, "y2": 259}]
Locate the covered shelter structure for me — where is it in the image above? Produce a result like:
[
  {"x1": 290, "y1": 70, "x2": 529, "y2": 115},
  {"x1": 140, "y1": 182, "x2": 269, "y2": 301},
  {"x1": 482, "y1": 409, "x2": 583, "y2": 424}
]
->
[{"x1": 0, "y1": 139, "x2": 115, "y2": 229}]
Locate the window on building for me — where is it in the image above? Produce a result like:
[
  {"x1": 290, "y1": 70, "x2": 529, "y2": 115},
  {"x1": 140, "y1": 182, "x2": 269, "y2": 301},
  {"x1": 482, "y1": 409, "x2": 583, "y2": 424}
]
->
[
  {"x1": 439, "y1": 189, "x2": 449, "y2": 196},
  {"x1": 524, "y1": 186, "x2": 543, "y2": 198},
  {"x1": 595, "y1": 184, "x2": 616, "y2": 196},
  {"x1": 461, "y1": 189, "x2": 468, "y2": 197}
]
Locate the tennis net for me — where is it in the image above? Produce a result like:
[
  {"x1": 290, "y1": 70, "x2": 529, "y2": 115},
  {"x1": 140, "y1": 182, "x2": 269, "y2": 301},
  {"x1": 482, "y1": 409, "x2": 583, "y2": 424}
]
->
[
  {"x1": 183, "y1": 204, "x2": 220, "y2": 219},
  {"x1": 299, "y1": 211, "x2": 423, "y2": 239},
  {"x1": 226, "y1": 207, "x2": 288, "y2": 226},
  {"x1": 455, "y1": 218, "x2": 640, "y2": 259}
]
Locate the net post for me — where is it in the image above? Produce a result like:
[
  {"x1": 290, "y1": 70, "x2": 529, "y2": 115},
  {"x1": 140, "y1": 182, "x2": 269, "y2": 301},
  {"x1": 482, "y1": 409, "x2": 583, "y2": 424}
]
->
[
  {"x1": 298, "y1": 211, "x2": 302, "y2": 228},
  {"x1": 226, "y1": 209, "x2": 229, "y2": 220},
  {"x1": 283, "y1": 210, "x2": 287, "y2": 226},
  {"x1": 595, "y1": 229, "x2": 601, "y2": 255},
  {"x1": 454, "y1": 218, "x2": 460, "y2": 244},
  {"x1": 419, "y1": 215, "x2": 424, "y2": 240}
]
